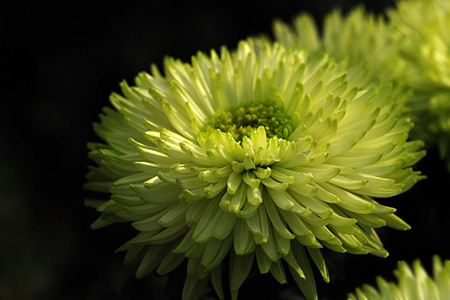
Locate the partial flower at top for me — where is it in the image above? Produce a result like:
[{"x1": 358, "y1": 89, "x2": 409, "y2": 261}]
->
[
  {"x1": 348, "y1": 255, "x2": 450, "y2": 300},
  {"x1": 388, "y1": 0, "x2": 450, "y2": 171},
  {"x1": 274, "y1": 1, "x2": 450, "y2": 172},
  {"x1": 272, "y1": 6, "x2": 407, "y2": 87},
  {"x1": 85, "y1": 39, "x2": 425, "y2": 300}
]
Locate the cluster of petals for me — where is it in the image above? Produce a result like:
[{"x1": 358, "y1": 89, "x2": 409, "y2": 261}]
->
[{"x1": 86, "y1": 39, "x2": 424, "y2": 300}]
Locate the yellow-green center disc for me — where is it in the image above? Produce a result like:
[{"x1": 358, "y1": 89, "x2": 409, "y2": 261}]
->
[{"x1": 205, "y1": 100, "x2": 293, "y2": 142}]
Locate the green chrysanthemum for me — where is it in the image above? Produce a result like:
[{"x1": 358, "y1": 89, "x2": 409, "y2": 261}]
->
[
  {"x1": 348, "y1": 256, "x2": 450, "y2": 300},
  {"x1": 388, "y1": 0, "x2": 450, "y2": 171},
  {"x1": 85, "y1": 39, "x2": 424, "y2": 300},
  {"x1": 273, "y1": 6, "x2": 407, "y2": 86}
]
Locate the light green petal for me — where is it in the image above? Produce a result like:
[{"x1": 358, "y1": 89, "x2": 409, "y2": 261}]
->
[{"x1": 230, "y1": 252, "x2": 254, "y2": 299}]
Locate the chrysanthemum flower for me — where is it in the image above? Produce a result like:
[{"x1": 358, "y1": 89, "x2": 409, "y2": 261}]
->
[
  {"x1": 388, "y1": 0, "x2": 450, "y2": 171},
  {"x1": 348, "y1": 255, "x2": 450, "y2": 300},
  {"x1": 272, "y1": 7, "x2": 407, "y2": 86},
  {"x1": 85, "y1": 39, "x2": 424, "y2": 300}
]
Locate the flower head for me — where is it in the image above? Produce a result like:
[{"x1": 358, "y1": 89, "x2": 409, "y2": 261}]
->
[
  {"x1": 348, "y1": 255, "x2": 450, "y2": 300},
  {"x1": 86, "y1": 39, "x2": 424, "y2": 300},
  {"x1": 388, "y1": 0, "x2": 450, "y2": 171}
]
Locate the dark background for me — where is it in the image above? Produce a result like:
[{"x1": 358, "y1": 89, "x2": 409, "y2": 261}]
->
[{"x1": 2, "y1": 1, "x2": 449, "y2": 299}]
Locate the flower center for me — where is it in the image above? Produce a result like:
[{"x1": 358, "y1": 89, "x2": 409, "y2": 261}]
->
[{"x1": 204, "y1": 100, "x2": 293, "y2": 141}]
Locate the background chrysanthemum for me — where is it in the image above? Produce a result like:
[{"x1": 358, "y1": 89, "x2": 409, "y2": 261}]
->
[
  {"x1": 388, "y1": 0, "x2": 450, "y2": 171},
  {"x1": 273, "y1": 0, "x2": 450, "y2": 172},
  {"x1": 86, "y1": 39, "x2": 424, "y2": 300},
  {"x1": 272, "y1": 6, "x2": 407, "y2": 87},
  {"x1": 347, "y1": 255, "x2": 450, "y2": 300}
]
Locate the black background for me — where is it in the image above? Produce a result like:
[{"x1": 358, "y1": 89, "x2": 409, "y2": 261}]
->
[{"x1": 2, "y1": 1, "x2": 449, "y2": 299}]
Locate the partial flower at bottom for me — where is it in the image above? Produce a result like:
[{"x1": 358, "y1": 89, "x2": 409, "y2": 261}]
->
[
  {"x1": 348, "y1": 256, "x2": 450, "y2": 300},
  {"x1": 85, "y1": 39, "x2": 425, "y2": 300}
]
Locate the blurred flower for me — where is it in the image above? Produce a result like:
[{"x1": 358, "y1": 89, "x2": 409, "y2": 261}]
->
[
  {"x1": 388, "y1": 0, "x2": 450, "y2": 171},
  {"x1": 85, "y1": 39, "x2": 424, "y2": 300},
  {"x1": 273, "y1": 1, "x2": 450, "y2": 172},
  {"x1": 273, "y1": 6, "x2": 407, "y2": 86},
  {"x1": 348, "y1": 255, "x2": 450, "y2": 299}
]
